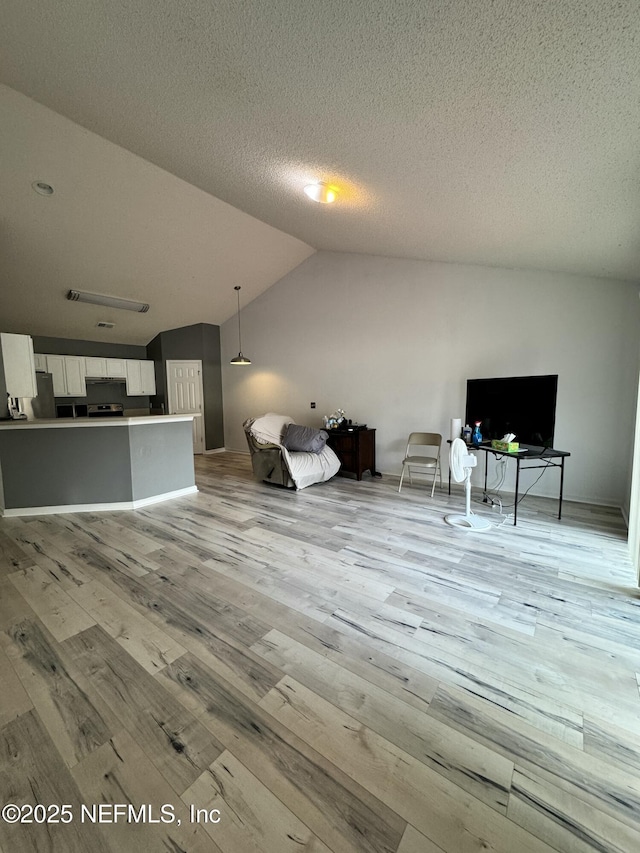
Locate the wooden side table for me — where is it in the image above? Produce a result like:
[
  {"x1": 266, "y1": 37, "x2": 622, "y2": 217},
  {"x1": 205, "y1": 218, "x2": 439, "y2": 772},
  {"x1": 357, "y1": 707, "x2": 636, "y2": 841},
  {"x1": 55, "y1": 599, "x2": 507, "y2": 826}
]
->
[{"x1": 327, "y1": 428, "x2": 377, "y2": 480}]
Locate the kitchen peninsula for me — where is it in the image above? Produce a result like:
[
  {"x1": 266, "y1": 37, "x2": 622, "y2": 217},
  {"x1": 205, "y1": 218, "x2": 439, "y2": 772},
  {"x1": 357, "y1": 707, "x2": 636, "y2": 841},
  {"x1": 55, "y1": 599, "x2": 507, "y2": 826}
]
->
[{"x1": 0, "y1": 414, "x2": 197, "y2": 516}]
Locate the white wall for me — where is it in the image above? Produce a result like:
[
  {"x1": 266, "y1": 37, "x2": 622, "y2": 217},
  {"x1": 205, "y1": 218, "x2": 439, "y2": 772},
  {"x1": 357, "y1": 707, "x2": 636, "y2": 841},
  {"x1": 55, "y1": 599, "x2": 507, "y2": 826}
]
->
[{"x1": 221, "y1": 252, "x2": 640, "y2": 507}]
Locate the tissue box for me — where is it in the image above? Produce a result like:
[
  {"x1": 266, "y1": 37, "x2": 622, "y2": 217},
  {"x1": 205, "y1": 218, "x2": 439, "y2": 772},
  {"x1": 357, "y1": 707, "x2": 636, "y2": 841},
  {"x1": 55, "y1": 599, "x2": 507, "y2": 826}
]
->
[{"x1": 491, "y1": 439, "x2": 520, "y2": 453}]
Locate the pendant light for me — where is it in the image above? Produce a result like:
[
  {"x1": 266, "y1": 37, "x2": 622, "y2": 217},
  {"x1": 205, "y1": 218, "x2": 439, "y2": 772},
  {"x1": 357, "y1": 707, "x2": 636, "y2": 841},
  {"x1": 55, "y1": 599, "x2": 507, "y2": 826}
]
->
[{"x1": 230, "y1": 285, "x2": 251, "y2": 365}]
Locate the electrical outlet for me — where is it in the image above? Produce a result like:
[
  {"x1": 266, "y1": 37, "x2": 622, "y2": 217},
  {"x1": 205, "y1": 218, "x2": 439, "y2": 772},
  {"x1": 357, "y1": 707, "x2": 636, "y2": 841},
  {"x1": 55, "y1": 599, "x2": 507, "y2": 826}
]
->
[{"x1": 310, "y1": 402, "x2": 316, "y2": 409}]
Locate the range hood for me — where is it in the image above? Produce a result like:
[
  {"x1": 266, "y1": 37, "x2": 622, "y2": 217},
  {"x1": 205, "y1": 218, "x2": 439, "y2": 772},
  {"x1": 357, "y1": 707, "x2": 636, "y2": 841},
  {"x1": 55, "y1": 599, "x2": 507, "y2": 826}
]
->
[{"x1": 85, "y1": 377, "x2": 126, "y2": 385}]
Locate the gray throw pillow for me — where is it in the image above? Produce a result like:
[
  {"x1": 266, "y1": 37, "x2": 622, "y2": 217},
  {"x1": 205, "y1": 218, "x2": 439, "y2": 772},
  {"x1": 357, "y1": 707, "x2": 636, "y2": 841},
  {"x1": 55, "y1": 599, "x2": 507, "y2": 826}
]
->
[{"x1": 282, "y1": 423, "x2": 329, "y2": 453}]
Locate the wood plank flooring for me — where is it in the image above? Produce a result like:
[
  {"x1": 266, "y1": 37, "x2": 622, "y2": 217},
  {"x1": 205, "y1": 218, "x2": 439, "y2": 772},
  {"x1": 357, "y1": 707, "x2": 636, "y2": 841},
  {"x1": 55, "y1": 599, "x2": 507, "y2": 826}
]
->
[{"x1": 0, "y1": 450, "x2": 638, "y2": 852}]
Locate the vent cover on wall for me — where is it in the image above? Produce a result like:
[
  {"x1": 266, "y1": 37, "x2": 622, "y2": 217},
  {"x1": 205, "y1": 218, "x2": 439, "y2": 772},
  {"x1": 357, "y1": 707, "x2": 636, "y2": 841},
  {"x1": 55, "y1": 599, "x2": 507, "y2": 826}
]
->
[{"x1": 96, "y1": 321, "x2": 116, "y2": 329}]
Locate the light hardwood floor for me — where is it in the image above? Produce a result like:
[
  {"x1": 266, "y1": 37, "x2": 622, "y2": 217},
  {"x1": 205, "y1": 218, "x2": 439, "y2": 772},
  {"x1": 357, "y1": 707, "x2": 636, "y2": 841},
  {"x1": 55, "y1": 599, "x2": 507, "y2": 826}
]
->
[{"x1": 0, "y1": 451, "x2": 639, "y2": 853}]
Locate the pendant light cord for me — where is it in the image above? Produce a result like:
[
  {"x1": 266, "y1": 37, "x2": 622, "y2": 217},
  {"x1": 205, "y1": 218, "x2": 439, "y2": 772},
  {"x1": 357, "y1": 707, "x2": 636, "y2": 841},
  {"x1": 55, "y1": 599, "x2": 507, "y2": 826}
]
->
[{"x1": 235, "y1": 285, "x2": 242, "y2": 353}]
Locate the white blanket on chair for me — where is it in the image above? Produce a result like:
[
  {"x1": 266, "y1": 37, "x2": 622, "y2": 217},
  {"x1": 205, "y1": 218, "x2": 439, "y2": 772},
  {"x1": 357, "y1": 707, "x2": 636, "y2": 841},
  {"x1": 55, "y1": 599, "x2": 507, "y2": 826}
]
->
[{"x1": 281, "y1": 445, "x2": 341, "y2": 490}]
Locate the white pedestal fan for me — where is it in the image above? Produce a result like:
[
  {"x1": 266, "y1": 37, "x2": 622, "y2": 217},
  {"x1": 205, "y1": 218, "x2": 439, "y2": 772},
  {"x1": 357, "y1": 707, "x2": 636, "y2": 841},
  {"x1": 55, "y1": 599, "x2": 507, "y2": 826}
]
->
[{"x1": 445, "y1": 438, "x2": 491, "y2": 531}]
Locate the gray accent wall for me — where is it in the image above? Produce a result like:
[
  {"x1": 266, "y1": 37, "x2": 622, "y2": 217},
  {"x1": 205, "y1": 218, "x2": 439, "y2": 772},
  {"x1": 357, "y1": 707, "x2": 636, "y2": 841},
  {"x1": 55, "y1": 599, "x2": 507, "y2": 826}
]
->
[
  {"x1": 32, "y1": 336, "x2": 147, "y2": 359},
  {"x1": 0, "y1": 426, "x2": 132, "y2": 507},
  {"x1": 0, "y1": 420, "x2": 195, "y2": 510},
  {"x1": 0, "y1": 359, "x2": 8, "y2": 420},
  {"x1": 129, "y1": 420, "x2": 195, "y2": 500},
  {"x1": 147, "y1": 323, "x2": 224, "y2": 450}
]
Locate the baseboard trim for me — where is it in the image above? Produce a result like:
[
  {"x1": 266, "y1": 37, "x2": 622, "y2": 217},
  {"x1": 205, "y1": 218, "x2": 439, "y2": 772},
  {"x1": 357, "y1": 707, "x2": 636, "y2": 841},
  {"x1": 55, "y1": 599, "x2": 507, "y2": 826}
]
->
[
  {"x1": 621, "y1": 505, "x2": 630, "y2": 529},
  {"x1": 1, "y1": 486, "x2": 199, "y2": 517},
  {"x1": 203, "y1": 447, "x2": 226, "y2": 455}
]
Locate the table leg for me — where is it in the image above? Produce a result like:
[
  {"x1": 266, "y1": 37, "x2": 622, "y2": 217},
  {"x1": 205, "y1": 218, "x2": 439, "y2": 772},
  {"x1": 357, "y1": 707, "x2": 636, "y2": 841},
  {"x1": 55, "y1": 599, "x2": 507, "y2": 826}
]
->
[
  {"x1": 559, "y1": 457, "x2": 565, "y2": 520},
  {"x1": 514, "y1": 459, "x2": 521, "y2": 526},
  {"x1": 484, "y1": 452, "x2": 488, "y2": 497}
]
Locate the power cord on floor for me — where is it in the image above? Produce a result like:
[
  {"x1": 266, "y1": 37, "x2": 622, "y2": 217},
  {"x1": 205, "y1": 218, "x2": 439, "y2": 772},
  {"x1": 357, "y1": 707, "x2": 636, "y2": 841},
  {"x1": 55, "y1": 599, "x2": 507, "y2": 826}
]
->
[
  {"x1": 491, "y1": 510, "x2": 515, "y2": 528},
  {"x1": 473, "y1": 457, "x2": 553, "y2": 527},
  {"x1": 475, "y1": 458, "x2": 506, "y2": 509},
  {"x1": 498, "y1": 461, "x2": 552, "y2": 509}
]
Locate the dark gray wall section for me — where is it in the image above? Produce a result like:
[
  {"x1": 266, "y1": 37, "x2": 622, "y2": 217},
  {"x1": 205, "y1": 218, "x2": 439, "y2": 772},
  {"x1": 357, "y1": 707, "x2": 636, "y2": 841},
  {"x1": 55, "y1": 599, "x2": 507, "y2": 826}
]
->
[
  {"x1": 32, "y1": 336, "x2": 147, "y2": 359},
  {"x1": 129, "y1": 420, "x2": 195, "y2": 500},
  {"x1": 146, "y1": 334, "x2": 163, "y2": 402},
  {"x1": 0, "y1": 360, "x2": 8, "y2": 419},
  {"x1": 61, "y1": 383, "x2": 149, "y2": 410},
  {"x1": 147, "y1": 323, "x2": 224, "y2": 450},
  {"x1": 0, "y1": 426, "x2": 132, "y2": 507},
  {"x1": 201, "y1": 325, "x2": 224, "y2": 450}
]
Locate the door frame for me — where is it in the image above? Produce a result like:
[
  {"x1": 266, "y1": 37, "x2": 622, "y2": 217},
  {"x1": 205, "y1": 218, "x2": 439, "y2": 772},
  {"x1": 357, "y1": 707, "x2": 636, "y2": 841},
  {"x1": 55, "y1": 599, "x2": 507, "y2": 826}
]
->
[
  {"x1": 166, "y1": 359, "x2": 205, "y2": 454},
  {"x1": 628, "y1": 368, "x2": 640, "y2": 583}
]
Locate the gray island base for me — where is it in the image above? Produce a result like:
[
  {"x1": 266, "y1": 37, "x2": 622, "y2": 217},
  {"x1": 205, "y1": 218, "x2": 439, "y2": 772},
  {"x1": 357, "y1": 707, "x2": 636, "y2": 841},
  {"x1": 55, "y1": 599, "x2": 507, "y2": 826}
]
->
[{"x1": 0, "y1": 415, "x2": 197, "y2": 516}]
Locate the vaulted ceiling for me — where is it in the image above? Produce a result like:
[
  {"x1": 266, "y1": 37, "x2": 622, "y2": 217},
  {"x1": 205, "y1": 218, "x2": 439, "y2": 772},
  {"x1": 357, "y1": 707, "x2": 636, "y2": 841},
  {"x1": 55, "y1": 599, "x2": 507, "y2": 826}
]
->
[{"x1": 1, "y1": 1, "x2": 639, "y2": 343}]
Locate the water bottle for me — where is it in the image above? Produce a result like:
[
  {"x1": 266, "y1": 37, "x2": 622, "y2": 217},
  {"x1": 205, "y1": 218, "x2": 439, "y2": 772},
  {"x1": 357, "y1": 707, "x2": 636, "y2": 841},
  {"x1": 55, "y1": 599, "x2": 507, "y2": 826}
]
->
[
  {"x1": 472, "y1": 422, "x2": 482, "y2": 446},
  {"x1": 462, "y1": 424, "x2": 472, "y2": 444}
]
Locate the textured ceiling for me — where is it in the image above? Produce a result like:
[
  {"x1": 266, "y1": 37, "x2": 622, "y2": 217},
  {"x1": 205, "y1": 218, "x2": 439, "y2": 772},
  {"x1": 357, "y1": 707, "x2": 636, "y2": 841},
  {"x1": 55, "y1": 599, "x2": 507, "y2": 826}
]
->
[
  {"x1": 0, "y1": 86, "x2": 313, "y2": 344},
  {"x1": 1, "y1": 1, "x2": 639, "y2": 345}
]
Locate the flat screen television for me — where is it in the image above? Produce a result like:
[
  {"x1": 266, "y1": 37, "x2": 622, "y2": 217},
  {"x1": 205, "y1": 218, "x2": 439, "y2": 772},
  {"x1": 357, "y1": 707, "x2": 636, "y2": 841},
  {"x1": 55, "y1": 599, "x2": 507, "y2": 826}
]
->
[{"x1": 465, "y1": 374, "x2": 558, "y2": 447}]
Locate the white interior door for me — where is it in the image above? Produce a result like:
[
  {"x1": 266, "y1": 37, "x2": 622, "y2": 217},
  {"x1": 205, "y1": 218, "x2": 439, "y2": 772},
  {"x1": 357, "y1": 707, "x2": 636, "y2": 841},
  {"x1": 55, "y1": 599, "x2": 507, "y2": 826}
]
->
[{"x1": 166, "y1": 360, "x2": 204, "y2": 454}]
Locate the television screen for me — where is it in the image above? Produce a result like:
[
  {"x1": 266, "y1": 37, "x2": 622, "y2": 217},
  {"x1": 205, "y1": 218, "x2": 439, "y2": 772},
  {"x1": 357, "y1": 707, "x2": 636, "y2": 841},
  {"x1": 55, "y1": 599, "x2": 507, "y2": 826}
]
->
[{"x1": 465, "y1": 374, "x2": 558, "y2": 447}]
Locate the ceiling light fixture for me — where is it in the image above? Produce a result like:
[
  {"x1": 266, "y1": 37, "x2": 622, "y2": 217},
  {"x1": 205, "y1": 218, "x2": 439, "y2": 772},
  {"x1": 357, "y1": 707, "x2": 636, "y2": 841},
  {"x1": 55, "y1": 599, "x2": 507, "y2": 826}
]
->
[
  {"x1": 67, "y1": 289, "x2": 150, "y2": 313},
  {"x1": 230, "y1": 285, "x2": 251, "y2": 365},
  {"x1": 32, "y1": 181, "x2": 54, "y2": 196},
  {"x1": 304, "y1": 181, "x2": 337, "y2": 204}
]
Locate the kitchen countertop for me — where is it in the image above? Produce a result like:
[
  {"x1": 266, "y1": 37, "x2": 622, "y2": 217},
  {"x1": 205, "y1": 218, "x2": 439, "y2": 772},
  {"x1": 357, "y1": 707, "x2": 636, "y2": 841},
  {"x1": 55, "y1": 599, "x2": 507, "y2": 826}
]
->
[{"x1": 0, "y1": 414, "x2": 198, "y2": 430}]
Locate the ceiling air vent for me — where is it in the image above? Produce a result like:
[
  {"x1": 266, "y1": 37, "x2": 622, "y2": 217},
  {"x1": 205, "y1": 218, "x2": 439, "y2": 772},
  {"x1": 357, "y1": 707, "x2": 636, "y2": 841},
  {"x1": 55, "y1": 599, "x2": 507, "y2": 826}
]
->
[{"x1": 96, "y1": 321, "x2": 115, "y2": 329}]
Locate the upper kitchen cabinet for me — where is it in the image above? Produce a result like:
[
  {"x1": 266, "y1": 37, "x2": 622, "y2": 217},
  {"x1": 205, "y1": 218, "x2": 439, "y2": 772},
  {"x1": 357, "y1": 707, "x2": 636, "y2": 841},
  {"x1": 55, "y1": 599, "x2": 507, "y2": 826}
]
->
[
  {"x1": 84, "y1": 356, "x2": 126, "y2": 378},
  {"x1": 105, "y1": 358, "x2": 126, "y2": 378},
  {"x1": 84, "y1": 356, "x2": 106, "y2": 377},
  {"x1": 0, "y1": 333, "x2": 37, "y2": 398},
  {"x1": 125, "y1": 359, "x2": 156, "y2": 396},
  {"x1": 37, "y1": 351, "x2": 155, "y2": 397},
  {"x1": 34, "y1": 353, "x2": 48, "y2": 372},
  {"x1": 45, "y1": 355, "x2": 86, "y2": 397}
]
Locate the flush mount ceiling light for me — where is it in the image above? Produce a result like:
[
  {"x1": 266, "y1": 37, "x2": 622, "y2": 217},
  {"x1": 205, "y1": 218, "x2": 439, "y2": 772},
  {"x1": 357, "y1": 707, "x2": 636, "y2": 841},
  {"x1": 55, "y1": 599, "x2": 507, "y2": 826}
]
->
[
  {"x1": 67, "y1": 289, "x2": 150, "y2": 313},
  {"x1": 303, "y1": 181, "x2": 338, "y2": 204},
  {"x1": 32, "y1": 181, "x2": 54, "y2": 196},
  {"x1": 230, "y1": 285, "x2": 251, "y2": 365}
]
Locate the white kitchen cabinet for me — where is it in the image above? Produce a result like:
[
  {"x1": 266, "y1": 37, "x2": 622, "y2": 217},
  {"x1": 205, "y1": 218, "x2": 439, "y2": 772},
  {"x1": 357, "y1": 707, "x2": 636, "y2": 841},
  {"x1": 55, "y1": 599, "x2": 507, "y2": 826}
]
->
[
  {"x1": 45, "y1": 354, "x2": 86, "y2": 397},
  {"x1": 34, "y1": 353, "x2": 48, "y2": 372},
  {"x1": 0, "y1": 333, "x2": 37, "y2": 398},
  {"x1": 85, "y1": 356, "x2": 106, "y2": 377},
  {"x1": 65, "y1": 356, "x2": 86, "y2": 396},
  {"x1": 140, "y1": 360, "x2": 156, "y2": 395},
  {"x1": 125, "y1": 359, "x2": 156, "y2": 396},
  {"x1": 85, "y1": 357, "x2": 126, "y2": 378},
  {"x1": 105, "y1": 358, "x2": 126, "y2": 378},
  {"x1": 37, "y1": 351, "x2": 154, "y2": 397},
  {"x1": 125, "y1": 360, "x2": 141, "y2": 396},
  {"x1": 45, "y1": 355, "x2": 66, "y2": 395}
]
